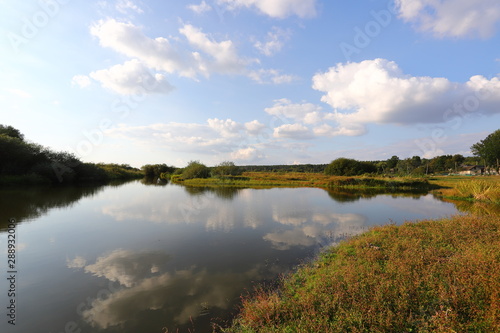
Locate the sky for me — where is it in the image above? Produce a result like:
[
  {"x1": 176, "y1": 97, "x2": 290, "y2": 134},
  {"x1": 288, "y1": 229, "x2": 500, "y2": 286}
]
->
[{"x1": 1, "y1": 0, "x2": 500, "y2": 168}]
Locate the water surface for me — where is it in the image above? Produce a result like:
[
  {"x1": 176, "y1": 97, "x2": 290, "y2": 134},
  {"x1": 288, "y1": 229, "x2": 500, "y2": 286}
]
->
[{"x1": 0, "y1": 181, "x2": 461, "y2": 332}]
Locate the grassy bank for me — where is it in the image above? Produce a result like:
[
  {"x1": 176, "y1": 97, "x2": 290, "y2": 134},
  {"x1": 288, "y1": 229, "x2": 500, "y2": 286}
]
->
[
  {"x1": 430, "y1": 176, "x2": 500, "y2": 204},
  {"x1": 224, "y1": 214, "x2": 500, "y2": 332},
  {"x1": 173, "y1": 172, "x2": 436, "y2": 190}
]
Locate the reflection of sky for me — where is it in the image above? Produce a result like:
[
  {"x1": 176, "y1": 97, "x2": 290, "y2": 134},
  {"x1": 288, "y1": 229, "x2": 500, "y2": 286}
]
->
[
  {"x1": 0, "y1": 181, "x2": 462, "y2": 333},
  {"x1": 68, "y1": 248, "x2": 280, "y2": 330}
]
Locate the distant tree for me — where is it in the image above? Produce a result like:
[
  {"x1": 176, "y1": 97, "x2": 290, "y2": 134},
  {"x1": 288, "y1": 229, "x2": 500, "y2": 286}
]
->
[
  {"x1": 471, "y1": 129, "x2": 500, "y2": 171},
  {"x1": 325, "y1": 158, "x2": 376, "y2": 176},
  {"x1": 0, "y1": 125, "x2": 24, "y2": 141},
  {"x1": 212, "y1": 161, "x2": 242, "y2": 178},
  {"x1": 141, "y1": 164, "x2": 177, "y2": 178},
  {"x1": 386, "y1": 155, "x2": 400, "y2": 170},
  {"x1": 182, "y1": 161, "x2": 210, "y2": 179}
]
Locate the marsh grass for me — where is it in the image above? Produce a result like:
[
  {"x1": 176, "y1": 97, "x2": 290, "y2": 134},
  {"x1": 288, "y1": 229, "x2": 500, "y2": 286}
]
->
[{"x1": 223, "y1": 214, "x2": 500, "y2": 333}]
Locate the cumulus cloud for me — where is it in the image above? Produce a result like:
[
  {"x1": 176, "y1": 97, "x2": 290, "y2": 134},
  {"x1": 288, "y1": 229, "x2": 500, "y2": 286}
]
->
[
  {"x1": 396, "y1": 0, "x2": 500, "y2": 38},
  {"x1": 265, "y1": 98, "x2": 323, "y2": 124},
  {"x1": 67, "y1": 256, "x2": 87, "y2": 269},
  {"x1": 312, "y1": 58, "x2": 500, "y2": 135},
  {"x1": 89, "y1": 59, "x2": 174, "y2": 95},
  {"x1": 179, "y1": 24, "x2": 253, "y2": 75},
  {"x1": 244, "y1": 120, "x2": 266, "y2": 135},
  {"x1": 187, "y1": 1, "x2": 212, "y2": 14},
  {"x1": 90, "y1": 19, "x2": 205, "y2": 78},
  {"x1": 218, "y1": 0, "x2": 317, "y2": 18},
  {"x1": 273, "y1": 123, "x2": 314, "y2": 140},
  {"x1": 254, "y1": 27, "x2": 291, "y2": 56}
]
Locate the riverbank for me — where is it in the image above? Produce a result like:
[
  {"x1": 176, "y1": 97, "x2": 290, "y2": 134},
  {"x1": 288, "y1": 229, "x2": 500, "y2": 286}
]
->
[
  {"x1": 172, "y1": 172, "x2": 438, "y2": 190},
  {"x1": 222, "y1": 213, "x2": 500, "y2": 332}
]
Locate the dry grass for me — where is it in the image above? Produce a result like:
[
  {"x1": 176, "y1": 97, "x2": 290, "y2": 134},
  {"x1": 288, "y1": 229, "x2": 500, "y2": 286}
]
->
[
  {"x1": 223, "y1": 214, "x2": 500, "y2": 333},
  {"x1": 431, "y1": 176, "x2": 500, "y2": 204}
]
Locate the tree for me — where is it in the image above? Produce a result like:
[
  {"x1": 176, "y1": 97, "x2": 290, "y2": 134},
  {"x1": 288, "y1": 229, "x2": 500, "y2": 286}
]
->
[
  {"x1": 182, "y1": 161, "x2": 210, "y2": 179},
  {"x1": 0, "y1": 125, "x2": 24, "y2": 141},
  {"x1": 325, "y1": 158, "x2": 376, "y2": 176},
  {"x1": 212, "y1": 161, "x2": 241, "y2": 178},
  {"x1": 386, "y1": 155, "x2": 400, "y2": 170},
  {"x1": 471, "y1": 129, "x2": 500, "y2": 171}
]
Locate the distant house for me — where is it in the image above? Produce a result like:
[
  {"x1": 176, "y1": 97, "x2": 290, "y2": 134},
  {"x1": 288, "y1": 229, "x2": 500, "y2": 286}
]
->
[{"x1": 458, "y1": 165, "x2": 485, "y2": 175}]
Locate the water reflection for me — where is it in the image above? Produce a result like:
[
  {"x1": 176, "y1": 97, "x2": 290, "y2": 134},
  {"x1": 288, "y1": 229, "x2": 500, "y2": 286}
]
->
[
  {"x1": 0, "y1": 182, "x2": 462, "y2": 333},
  {"x1": 326, "y1": 188, "x2": 429, "y2": 203},
  {"x1": 0, "y1": 185, "x2": 106, "y2": 229}
]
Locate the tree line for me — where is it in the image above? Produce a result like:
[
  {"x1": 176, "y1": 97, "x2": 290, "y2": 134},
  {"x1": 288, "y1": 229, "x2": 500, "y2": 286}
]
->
[
  {"x1": 2, "y1": 124, "x2": 498, "y2": 184},
  {"x1": 0, "y1": 125, "x2": 142, "y2": 185}
]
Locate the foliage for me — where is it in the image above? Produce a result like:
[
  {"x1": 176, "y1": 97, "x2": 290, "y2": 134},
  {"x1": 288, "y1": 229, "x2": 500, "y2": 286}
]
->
[
  {"x1": 212, "y1": 161, "x2": 242, "y2": 178},
  {"x1": 181, "y1": 160, "x2": 210, "y2": 179},
  {"x1": 141, "y1": 164, "x2": 177, "y2": 178},
  {"x1": 0, "y1": 124, "x2": 143, "y2": 185},
  {"x1": 325, "y1": 158, "x2": 376, "y2": 176},
  {"x1": 0, "y1": 124, "x2": 24, "y2": 141},
  {"x1": 225, "y1": 214, "x2": 500, "y2": 332},
  {"x1": 471, "y1": 129, "x2": 500, "y2": 170}
]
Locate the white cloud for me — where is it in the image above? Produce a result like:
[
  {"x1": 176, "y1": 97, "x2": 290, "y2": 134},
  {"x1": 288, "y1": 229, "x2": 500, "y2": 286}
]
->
[
  {"x1": 71, "y1": 75, "x2": 92, "y2": 88},
  {"x1": 265, "y1": 98, "x2": 323, "y2": 124},
  {"x1": 89, "y1": 59, "x2": 174, "y2": 95},
  {"x1": 218, "y1": 0, "x2": 317, "y2": 18},
  {"x1": 179, "y1": 24, "x2": 253, "y2": 75},
  {"x1": 105, "y1": 118, "x2": 265, "y2": 157},
  {"x1": 312, "y1": 58, "x2": 500, "y2": 135},
  {"x1": 90, "y1": 19, "x2": 203, "y2": 78},
  {"x1": 254, "y1": 27, "x2": 291, "y2": 56},
  {"x1": 273, "y1": 123, "x2": 314, "y2": 139},
  {"x1": 248, "y1": 69, "x2": 296, "y2": 84},
  {"x1": 231, "y1": 147, "x2": 265, "y2": 161},
  {"x1": 396, "y1": 0, "x2": 500, "y2": 38},
  {"x1": 244, "y1": 120, "x2": 266, "y2": 135},
  {"x1": 188, "y1": 1, "x2": 212, "y2": 14},
  {"x1": 116, "y1": 0, "x2": 144, "y2": 14}
]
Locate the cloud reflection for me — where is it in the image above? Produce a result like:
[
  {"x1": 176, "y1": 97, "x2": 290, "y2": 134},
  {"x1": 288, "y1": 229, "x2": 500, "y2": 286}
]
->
[{"x1": 78, "y1": 248, "x2": 281, "y2": 330}]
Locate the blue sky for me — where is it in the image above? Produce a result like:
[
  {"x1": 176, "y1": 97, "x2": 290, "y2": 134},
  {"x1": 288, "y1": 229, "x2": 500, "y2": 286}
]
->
[{"x1": 1, "y1": 0, "x2": 500, "y2": 167}]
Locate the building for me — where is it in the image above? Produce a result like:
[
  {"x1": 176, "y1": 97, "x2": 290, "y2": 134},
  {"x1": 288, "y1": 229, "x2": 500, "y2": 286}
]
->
[{"x1": 458, "y1": 165, "x2": 485, "y2": 176}]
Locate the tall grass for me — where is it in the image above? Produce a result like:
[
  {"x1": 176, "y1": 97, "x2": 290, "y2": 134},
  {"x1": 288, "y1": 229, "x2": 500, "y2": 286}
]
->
[
  {"x1": 223, "y1": 214, "x2": 500, "y2": 332},
  {"x1": 456, "y1": 180, "x2": 500, "y2": 204}
]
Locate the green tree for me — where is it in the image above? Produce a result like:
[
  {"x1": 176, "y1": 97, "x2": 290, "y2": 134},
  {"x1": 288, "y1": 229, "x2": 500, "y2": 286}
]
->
[
  {"x1": 212, "y1": 161, "x2": 241, "y2": 178},
  {"x1": 0, "y1": 124, "x2": 24, "y2": 141},
  {"x1": 386, "y1": 155, "x2": 400, "y2": 170},
  {"x1": 471, "y1": 129, "x2": 500, "y2": 171},
  {"x1": 182, "y1": 161, "x2": 210, "y2": 179},
  {"x1": 325, "y1": 158, "x2": 376, "y2": 176}
]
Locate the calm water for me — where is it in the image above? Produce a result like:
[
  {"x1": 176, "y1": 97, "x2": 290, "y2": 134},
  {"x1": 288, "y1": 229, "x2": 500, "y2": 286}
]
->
[{"x1": 0, "y1": 180, "x2": 461, "y2": 333}]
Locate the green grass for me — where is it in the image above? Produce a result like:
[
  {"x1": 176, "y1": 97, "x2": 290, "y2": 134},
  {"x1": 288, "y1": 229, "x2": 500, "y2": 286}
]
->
[
  {"x1": 222, "y1": 214, "x2": 500, "y2": 333},
  {"x1": 172, "y1": 172, "x2": 436, "y2": 190},
  {"x1": 430, "y1": 176, "x2": 500, "y2": 204}
]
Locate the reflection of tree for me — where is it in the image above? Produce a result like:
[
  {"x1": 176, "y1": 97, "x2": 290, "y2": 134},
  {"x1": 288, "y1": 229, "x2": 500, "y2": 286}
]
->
[
  {"x1": 0, "y1": 185, "x2": 107, "y2": 230},
  {"x1": 182, "y1": 186, "x2": 241, "y2": 200},
  {"x1": 140, "y1": 177, "x2": 168, "y2": 186},
  {"x1": 325, "y1": 188, "x2": 429, "y2": 203}
]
